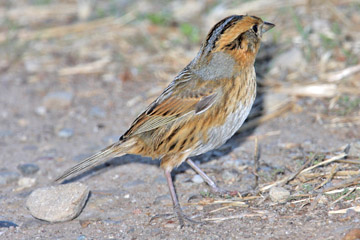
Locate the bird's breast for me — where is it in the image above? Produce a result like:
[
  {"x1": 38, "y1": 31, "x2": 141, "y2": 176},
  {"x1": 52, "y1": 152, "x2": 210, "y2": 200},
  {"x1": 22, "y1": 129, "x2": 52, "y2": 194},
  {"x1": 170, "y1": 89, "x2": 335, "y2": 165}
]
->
[{"x1": 191, "y1": 68, "x2": 256, "y2": 156}]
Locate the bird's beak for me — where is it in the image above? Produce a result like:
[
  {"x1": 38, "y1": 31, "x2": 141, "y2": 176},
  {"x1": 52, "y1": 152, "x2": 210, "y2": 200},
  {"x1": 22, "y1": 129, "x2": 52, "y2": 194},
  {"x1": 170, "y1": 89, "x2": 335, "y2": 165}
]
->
[{"x1": 262, "y1": 21, "x2": 275, "y2": 34}]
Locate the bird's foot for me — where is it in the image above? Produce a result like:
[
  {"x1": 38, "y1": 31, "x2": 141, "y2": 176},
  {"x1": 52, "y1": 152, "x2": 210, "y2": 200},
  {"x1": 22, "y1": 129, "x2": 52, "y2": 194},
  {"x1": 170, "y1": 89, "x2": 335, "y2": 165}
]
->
[{"x1": 150, "y1": 204, "x2": 202, "y2": 228}]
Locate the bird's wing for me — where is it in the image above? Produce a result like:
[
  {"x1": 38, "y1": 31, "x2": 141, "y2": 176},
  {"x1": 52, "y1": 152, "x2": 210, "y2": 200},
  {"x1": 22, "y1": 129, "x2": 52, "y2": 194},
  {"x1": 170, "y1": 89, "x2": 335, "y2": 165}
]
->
[{"x1": 121, "y1": 68, "x2": 221, "y2": 139}]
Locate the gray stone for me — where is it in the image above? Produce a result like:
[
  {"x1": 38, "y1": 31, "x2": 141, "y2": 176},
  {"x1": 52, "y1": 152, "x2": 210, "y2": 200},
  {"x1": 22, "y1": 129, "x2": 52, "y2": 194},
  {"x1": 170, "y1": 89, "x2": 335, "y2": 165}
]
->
[
  {"x1": 123, "y1": 179, "x2": 145, "y2": 189},
  {"x1": 35, "y1": 106, "x2": 47, "y2": 116},
  {"x1": 348, "y1": 141, "x2": 360, "y2": 158},
  {"x1": 191, "y1": 174, "x2": 204, "y2": 184},
  {"x1": 43, "y1": 91, "x2": 73, "y2": 109},
  {"x1": 17, "y1": 177, "x2": 36, "y2": 190},
  {"x1": 0, "y1": 221, "x2": 18, "y2": 228},
  {"x1": 0, "y1": 170, "x2": 20, "y2": 186},
  {"x1": 17, "y1": 163, "x2": 39, "y2": 176},
  {"x1": 26, "y1": 182, "x2": 89, "y2": 222},
  {"x1": 57, "y1": 128, "x2": 74, "y2": 138},
  {"x1": 269, "y1": 187, "x2": 290, "y2": 203},
  {"x1": 77, "y1": 235, "x2": 87, "y2": 240},
  {"x1": 90, "y1": 107, "x2": 106, "y2": 118}
]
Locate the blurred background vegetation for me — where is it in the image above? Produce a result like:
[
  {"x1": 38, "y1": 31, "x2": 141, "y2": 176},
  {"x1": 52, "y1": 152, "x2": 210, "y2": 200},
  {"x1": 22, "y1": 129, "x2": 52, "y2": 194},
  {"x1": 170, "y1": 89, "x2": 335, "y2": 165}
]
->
[{"x1": 1, "y1": 0, "x2": 359, "y2": 122}]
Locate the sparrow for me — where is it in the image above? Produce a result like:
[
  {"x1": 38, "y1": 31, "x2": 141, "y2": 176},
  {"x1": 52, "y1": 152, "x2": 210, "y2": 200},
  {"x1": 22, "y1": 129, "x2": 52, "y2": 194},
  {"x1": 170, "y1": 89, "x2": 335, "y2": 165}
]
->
[{"x1": 55, "y1": 15, "x2": 275, "y2": 227}]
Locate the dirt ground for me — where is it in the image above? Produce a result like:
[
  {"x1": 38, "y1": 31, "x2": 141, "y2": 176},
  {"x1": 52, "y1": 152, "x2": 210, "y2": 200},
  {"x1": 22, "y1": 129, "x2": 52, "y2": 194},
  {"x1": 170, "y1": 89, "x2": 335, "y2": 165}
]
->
[{"x1": 1, "y1": 0, "x2": 360, "y2": 239}]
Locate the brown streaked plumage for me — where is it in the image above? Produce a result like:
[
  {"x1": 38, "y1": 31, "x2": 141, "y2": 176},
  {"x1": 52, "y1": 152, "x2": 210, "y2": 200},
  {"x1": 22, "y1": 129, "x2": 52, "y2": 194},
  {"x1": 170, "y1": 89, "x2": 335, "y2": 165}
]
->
[{"x1": 55, "y1": 15, "x2": 275, "y2": 227}]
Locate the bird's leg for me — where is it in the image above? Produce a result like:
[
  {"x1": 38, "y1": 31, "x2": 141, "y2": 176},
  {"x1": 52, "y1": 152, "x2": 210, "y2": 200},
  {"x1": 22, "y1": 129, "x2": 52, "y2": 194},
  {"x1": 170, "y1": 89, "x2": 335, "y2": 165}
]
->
[
  {"x1": 164, "y1": 169, "x2": 200, "y2": 227},
  {"x1": 186, "y1": 159, "x2": 238, "y2": 197}
]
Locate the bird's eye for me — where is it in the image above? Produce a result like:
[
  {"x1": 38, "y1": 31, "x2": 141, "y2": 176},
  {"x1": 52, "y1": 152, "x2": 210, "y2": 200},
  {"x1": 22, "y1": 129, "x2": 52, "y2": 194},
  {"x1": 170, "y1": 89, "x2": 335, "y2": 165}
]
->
[{"x1": 252, "y1": 25, "x2": 258, "y2": 33}]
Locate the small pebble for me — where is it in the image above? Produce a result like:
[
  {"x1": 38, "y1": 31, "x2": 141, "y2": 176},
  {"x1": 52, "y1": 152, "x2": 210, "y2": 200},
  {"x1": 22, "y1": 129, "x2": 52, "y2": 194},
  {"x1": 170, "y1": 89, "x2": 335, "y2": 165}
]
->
[
  {"x1": 17, "y1": 177, "x2": 36, "y2": 189},
  {"x1": 57, "y1": 128, "x2": 74, "y2": 138},
  {"x1": 318, "y1": 195, "x2": 328, "y2": 205},
  {"x1": 35, "y1": 106, "x2": 47, "y2": 116},
  {"x1": 0, "y1": 171, "x2": 20, "y2": 186},
  {"x1": 90, "y1": 107, "x2": 106, "y2": 118},
  {"x1": 43, "y1": 91, "x2": 73, "y2": 109},
  {"x1": 191, "y1": 174, "x2": 204, "y2": 184},
  {"x1": 17, "y1": 163, "x2": 39, "y2": 176},
  {"x1": 164, "y1": 223, "x2": 176, "y2": 229},
  {"x1": 26, "y1": 182, "x2": 89, "y2": 222},
  {"x1": 77, "y1": 235, "x2": 87, "y2": 240},
  {"x1": 269, "y1": 187, "x2": 290, "y2": 203}
]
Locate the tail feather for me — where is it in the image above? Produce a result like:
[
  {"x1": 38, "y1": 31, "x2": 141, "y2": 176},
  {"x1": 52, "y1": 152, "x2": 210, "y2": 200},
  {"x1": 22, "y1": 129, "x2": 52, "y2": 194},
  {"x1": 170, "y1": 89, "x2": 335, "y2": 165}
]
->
[{"x1": 55, "y1": 140, "x2": 133, "y2": 183}]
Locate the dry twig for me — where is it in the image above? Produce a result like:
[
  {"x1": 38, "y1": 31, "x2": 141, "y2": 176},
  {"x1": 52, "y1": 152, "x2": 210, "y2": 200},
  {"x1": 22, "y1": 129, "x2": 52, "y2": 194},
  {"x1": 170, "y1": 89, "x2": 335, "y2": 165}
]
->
[
  {"x1": 314, "y1": 164, "x2": 338, "y2": 190},
  {"x1": 253, "y1": 137, "x2": 260, "y2": 189}
]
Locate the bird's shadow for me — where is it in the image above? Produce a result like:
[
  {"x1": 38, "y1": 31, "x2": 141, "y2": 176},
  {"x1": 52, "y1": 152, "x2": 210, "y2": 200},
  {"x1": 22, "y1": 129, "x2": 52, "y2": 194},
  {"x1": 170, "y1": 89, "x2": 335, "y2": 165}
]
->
[{"x1": 62, "y1": 42, "x2": 276, "y2": 184}]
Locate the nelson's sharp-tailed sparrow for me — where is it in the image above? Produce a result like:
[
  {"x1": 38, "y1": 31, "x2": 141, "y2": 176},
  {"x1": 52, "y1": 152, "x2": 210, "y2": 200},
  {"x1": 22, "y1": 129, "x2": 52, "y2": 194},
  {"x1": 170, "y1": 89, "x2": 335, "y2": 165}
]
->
[{"x1": 56, "y1": 15, "x2": 275, "y2": 227}]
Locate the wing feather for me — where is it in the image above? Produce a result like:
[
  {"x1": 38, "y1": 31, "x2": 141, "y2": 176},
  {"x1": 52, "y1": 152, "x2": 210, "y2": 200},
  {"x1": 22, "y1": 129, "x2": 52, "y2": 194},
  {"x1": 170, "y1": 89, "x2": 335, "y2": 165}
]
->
[{"x1": 121, "y1": 68, "x2": 221, "y2": 139}]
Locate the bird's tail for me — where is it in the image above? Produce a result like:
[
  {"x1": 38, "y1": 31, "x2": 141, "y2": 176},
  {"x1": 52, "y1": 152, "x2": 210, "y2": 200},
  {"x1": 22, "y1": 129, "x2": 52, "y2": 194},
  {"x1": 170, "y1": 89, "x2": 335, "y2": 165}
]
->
[{"x1": 55, "y1": 139, "x2": 136, "y2": 183}]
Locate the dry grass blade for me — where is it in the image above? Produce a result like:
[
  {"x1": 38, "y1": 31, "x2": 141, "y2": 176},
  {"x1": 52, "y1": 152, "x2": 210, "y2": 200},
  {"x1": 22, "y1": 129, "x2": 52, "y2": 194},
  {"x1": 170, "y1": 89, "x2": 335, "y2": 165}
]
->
[
  {"x1": 275, "y1": 84, "x2": 337, "y2": 98},
  {"x1": 301, "y1": 170, "x2": 360, "y2": 179},
  {"x1": 203, "y1": 212, "x2": 266, "y2": 223},
  {"x1": 260, "y1": 153, "x2": 316, "y2": 192},
  {"x1": 324, "y1": 186, "x2": 360, "y2": 195},
  {"x1": 314, "y1": 164, "x2": 338, "y2": 190},
  {"x1": 300, "y1": 153, "x2": 347, "y2": 174},
  {"x1": 0, "y1": 12, "x2": 136, "y2": 44},
  {"x1": 324, "y1": 64, "x2": 360, "y2": 82},
  {"x1": 59, "y1": 56, "x2": 111, "y2": 76},
  {"x1": 330, "y1": 188, "x2": 356, "y2": 206},
  {"x1": 337, "y1": 160, "x2": 360, "y2": 164},
  {"x1": 309, "y1": 194, "x2": 323, "y2": 211},
  {"x1": 275, "y1": 84, "x2": 360, "y2": 98},
  {"x1": 323, "y1": 175, "x2": 360, "y2": 193},
  {"x1": 209, "y1": 206, "x2": 232, "y2": 213},
  {"x1": 290, "y1": 197, "x2": 314, "y2": 204},
  {"x1": 185, "y1": 199, "x2": 249, "y2": 207},
  {"x1": 281, "y1": 152, "x2": 317, "y2": 185},
  {"x1": 253, "y1": 137, "x2": 260, "y2": 188},
  {"x1": 329, "y1": 206, "x2": 360, "y2": 215}
]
